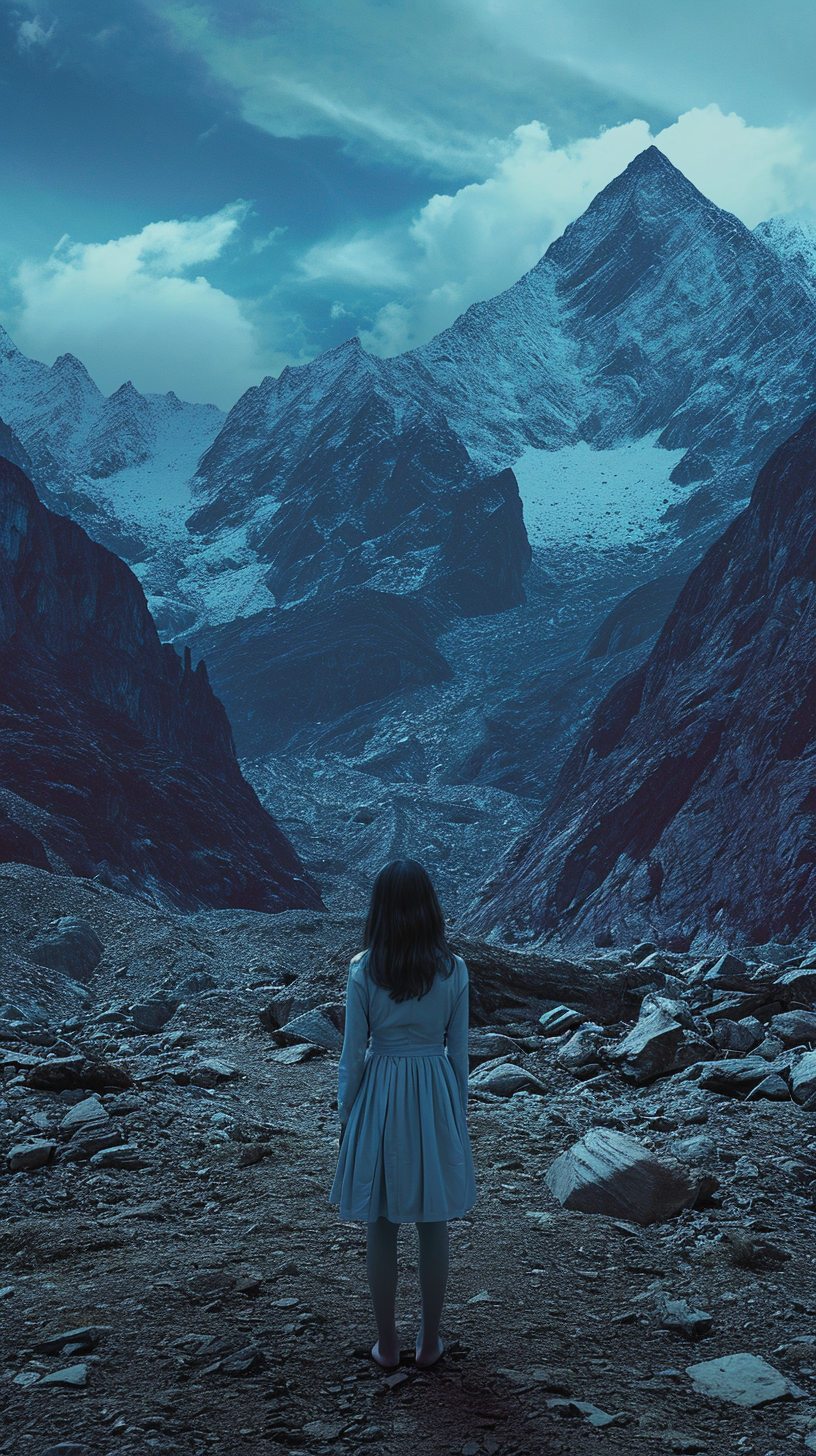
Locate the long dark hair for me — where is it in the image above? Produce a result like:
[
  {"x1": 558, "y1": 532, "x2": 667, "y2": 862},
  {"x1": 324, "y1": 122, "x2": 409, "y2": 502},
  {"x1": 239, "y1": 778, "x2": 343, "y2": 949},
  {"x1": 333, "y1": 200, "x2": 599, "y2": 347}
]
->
[{"x1": 363, "y1": 860, "x2": 454, "y2": 1002}]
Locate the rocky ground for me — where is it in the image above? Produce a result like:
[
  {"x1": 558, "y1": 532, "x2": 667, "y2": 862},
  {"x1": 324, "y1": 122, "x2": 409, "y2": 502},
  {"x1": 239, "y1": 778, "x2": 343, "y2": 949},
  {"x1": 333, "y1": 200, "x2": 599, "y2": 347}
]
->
[{"x1": 2, "y1": 864, "x2": 816, "y2": 1456}]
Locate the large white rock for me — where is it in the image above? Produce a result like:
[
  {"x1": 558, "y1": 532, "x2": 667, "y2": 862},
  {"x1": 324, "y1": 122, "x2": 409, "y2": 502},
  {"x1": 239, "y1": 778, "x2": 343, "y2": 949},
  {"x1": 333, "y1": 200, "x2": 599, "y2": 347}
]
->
[
  {"x1": 544, "y1": 1128, "x2": 713, "y2": 1225},
  {"x1": 686, "y1": 1352, "x2": 799, "y2": 1407},
  {"x1": 791, "y1": 1050, "x2": 816, "y2": 1104}
]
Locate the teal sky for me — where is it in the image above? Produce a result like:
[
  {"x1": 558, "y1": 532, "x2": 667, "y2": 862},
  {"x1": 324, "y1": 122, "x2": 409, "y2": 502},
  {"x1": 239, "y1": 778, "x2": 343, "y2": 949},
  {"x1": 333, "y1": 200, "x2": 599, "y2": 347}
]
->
[{"x1": 2, "y1": 0, "x2": 815, "y2": 407}]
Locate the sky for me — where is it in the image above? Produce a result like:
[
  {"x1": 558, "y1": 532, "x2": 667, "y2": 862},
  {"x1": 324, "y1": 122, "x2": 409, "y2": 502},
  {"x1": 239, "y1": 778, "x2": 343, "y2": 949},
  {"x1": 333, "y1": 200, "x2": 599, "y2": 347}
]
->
[{"x1": 1, "y1": 0, "x2": 815, "y2": 409}]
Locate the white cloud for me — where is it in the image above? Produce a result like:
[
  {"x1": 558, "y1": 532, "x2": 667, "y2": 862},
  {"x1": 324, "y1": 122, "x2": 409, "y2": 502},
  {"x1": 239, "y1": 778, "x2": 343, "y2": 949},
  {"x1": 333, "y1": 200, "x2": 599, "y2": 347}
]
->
[
  {"x1": 656, "y1": 106, "x2": 816, "y2": 227},
  {"x1": 17, "y1": 16, "x2": 55, "y2": 49},
  {"x1": 300, "y1": 105, "x2": 816, "y2": 355},
  {"x1": 10, "y1": 206, "x2": 268, "y2": 408}
]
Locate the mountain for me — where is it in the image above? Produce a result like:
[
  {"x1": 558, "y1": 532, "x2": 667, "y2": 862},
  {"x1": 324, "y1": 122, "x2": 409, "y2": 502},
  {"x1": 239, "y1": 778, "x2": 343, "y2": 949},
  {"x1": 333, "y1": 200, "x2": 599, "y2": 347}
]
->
[
  {"x1": 466, "y1": 412, "x2": 816, "y2": 951},
  {"x1": 192, "y1": 148, "x2": 816, "y2": 548},
  {"x1": 0, "y1": 325, "x2": 224, "y2": 561},
  {"x1": 5, "y1": 149, "x2": 816, "y2": 785},
  {"x1": 0, "y1": 453, "x2": 321, "y2": 913},
  {"x1": 754, "y1": 214, "x2": 816, "y2": 302}
]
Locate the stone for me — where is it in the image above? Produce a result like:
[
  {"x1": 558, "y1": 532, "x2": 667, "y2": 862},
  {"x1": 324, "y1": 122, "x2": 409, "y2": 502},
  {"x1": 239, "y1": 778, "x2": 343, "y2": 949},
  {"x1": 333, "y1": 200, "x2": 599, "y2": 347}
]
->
[
  {"x1": 685, "y1": 1352, "x2": 799, "y2": 1407},
  {"x1": 37, "y1": 1363, "x2": 88, "y2": 1388},
  {"x1": 769, "y1": 1011, "x2": 816, "y2": 1047},
  {"x1": 89, "y1": 1143, "x2": 149, "y2": 1170},
  {"x1": 713, "y1": 1019, "x2": 759, "y2": 1052},
  {"x1": 756, "y1": 1034, "x2": 786, "y2": 1059},
  {"x1": 632, "y1": 942, "x2": 659, "y2": 962},
  {"x1": 64, "y1": 1129, "x2": 124, "y2": 1161},
  {"x1": 776, "y1": 964, "x2": 816, "y2": 998},
  {"x1": 468, "y1": 1062, "x2": 547, "y2": 1097},
  {"x1": 8, "y1": 1139, "x2": 56, "y2": 1171},
  {"x1": 557, "y1": 1025, "x2": 606, "y2": 1074},
  {"x1": 221, "y1": 1345, "x2": 266, "y2": 1376},
  {"x1": 28, "y1": 918, "x2": 103, "y2": 982},
  {"x1": 132, "y1": 998, "x2": 178, "y2": 1033},
  {"x1": 266, "y1": 1043, "x2": 322, "y2": 1064},
  {"x1": 791, "y1": 1050, "x2": 816, "y2": 1105},
  {"x1": 612, "y1": 1009, "x2": 712, "y2": 1084},
  {"x1": 191, "y1": 1057, "x2": 242, "y2": 1085},
  {"x1": 697, "y1": 1057, "x2": 788, "y2": 1097},
  {"x1": 658, "y1": 1298, "x2": 713, "y2": 1339},
  {"x1": 25, "y1": 1054, "x2": 133, "y2": 1093},
  {"x1": 669, "y1": 1134, "x2": 718, "y2": 1165},
  {"x1": 33, "y1": 1326, "x2": 105, "y2": 1356},
  {"x1": 277, "y1": 1004, "x2": 344, "y2": 1053},
  {"x1": 537, "y1": 1006, "x2": 585, "y2": 1036},
  {"x1": 703, "y1": 954, "x2": 750, "y2": 990},
  {"x1": 544, "y1": 1128, "x2": 715, "y2": 1225},
  {"x1": 744, "y1": 1073, "x2": 790, "y2": 1101},
  {"x1": 468, "y1": 1031, "x2": 521, "y2": 1066},
  {"x1": 60, "y1": 1095, "x2": 109, "y2": 1135}
]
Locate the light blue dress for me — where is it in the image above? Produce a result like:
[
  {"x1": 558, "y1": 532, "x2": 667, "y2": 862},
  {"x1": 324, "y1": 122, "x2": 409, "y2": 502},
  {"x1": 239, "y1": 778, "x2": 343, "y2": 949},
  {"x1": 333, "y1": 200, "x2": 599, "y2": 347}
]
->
[{"x1": 329, "y1": 951, "x2": 477, "y2": 1223}]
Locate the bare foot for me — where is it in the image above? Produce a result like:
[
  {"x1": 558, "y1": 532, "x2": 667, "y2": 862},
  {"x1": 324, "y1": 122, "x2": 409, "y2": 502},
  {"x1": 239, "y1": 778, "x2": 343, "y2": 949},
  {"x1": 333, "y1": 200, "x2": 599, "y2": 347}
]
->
[
  {"x1": 415, "y1": 1336, "x2": 444, "y2": 1368},
  {"x1": 371, "y1": 1340, "x2": 400, "y2": 1368}
]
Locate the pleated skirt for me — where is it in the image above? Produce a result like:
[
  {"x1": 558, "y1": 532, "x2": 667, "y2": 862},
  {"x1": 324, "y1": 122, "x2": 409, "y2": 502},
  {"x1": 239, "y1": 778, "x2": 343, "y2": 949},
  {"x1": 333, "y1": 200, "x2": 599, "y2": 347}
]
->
[{"x1": 329, "y1": 1051, "x2": 477, "y2": 1223}]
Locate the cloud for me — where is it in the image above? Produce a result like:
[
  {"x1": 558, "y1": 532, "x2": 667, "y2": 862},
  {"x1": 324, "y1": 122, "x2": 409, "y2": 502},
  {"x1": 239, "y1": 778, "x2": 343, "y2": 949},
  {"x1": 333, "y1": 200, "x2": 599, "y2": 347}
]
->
[
  {"x1": 656, "y1": 106, "x2": 816, "y2": 228},
  {"x1": 145, "y1": 0, "x2": 667, "y2": 172},
  {"x1": 300, "y1": 105, "x2": 816, "y2": 355},
  {"x1": 17, "y1": 16, "x2": 56, "y2": 49},
  {"x1": 10, "y1": 205, "x2": 268, "y2": 408}
]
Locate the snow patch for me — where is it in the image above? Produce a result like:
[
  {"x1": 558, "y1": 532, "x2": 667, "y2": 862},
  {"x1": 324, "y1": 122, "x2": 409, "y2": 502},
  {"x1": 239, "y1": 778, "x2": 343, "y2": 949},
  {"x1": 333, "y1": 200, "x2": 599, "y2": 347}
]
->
[{"x1": 513, "y1": 435, "x2": 688, "y2": 553}]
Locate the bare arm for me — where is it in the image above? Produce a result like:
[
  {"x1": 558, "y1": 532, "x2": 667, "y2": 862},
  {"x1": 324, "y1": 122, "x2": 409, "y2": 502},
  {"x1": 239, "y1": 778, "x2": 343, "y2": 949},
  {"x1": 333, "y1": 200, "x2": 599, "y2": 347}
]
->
[
  {"x1": 445, "y1": 958, "x2": 470, "y2": 1113},
  {"x1": 337, "y1": 960, "x2": 370, "y2": 1127}
]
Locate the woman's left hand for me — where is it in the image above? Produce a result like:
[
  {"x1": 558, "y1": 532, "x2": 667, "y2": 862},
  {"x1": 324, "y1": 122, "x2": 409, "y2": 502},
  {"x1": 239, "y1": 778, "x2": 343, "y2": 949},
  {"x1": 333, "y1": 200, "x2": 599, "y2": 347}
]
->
[{"x1": 339, "y1": 1122, "x2": 346, "y2": 1148}]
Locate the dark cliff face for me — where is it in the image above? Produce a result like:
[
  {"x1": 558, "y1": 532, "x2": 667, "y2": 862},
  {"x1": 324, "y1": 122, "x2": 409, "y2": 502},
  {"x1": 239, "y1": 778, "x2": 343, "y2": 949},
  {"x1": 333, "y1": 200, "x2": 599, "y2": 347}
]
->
[
  {"x1": 187, "y1": 385, "x2": 531, "y2": 754},
  {"x1": 0, "y1": 455, "x2": 322, "y2": 913},
  {"x1": 468, "y1": 413, "x2": 816, "y2": 950}
]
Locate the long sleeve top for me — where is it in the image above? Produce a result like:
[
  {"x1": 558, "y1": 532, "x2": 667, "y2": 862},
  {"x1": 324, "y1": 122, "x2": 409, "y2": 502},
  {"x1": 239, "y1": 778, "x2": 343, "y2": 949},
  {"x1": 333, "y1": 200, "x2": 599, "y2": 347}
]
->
[{"x1": 337, "y1": 951, "x2": 470, "y2": 1125}]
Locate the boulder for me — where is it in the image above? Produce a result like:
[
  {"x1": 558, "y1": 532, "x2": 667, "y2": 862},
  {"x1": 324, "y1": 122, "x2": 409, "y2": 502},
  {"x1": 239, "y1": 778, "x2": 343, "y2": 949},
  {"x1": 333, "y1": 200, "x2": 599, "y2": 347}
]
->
[
  {"x1": 769, "y1": 1011, "x2": 816, "y2": 1047},
  {"x1": 744, "y1": 1073, "x2": 790, "y2": 1101},
  {"x1": 277, "y1": 1005, "x2": 345, "y2": 1053},
  {"x1": 658, "y1": 1298, "x2": 713, "y2": 1340},
  {"x1": 557, "y1": 1025, "x2": 606, "y2": 1075},
  {"x1": 612, "y1": 1009, "x2": 712, "y2": 1084},
  {"x1": 686, "y1": 1352, "x2": 800, "y2": 1407},
  {"x1": 467, "y1": 1031, "x2": 521, "y2": 1067},
  {"x1": 713, "y1": 1019, "x2": 759, "y2": 1052},
  {"x1": 8, "y1": 1140, "x2": 56, "y2": 1172},
  {"x1": 60, "y1": 1096, "x2": 109, "y2": 1136},
  {"x1": 791, "y1": 1050, "x2": 816, "y2": 1105},
  {"x1": 703, "y1": 953, "x2": 751, "y2": 990},
  {"x1": 544, "y1": 1128, "x2": 716, "y2": 1225},
  {"x1": 697, "y1": 1057, "x2": 790, "y2": 1097},
  {"x1": 131, "y1": 997, "x2": 178, "y2": 1033},
  {"x1": 538, "y1": 1006, "x2": 585, "y2": 1036},
  {"x1": 28, "y1": 918, "x2": 103, "y2": 982},
  {"x1": 469, "y1": 1061, "x2": 547, "y2": 1097},
  {"x1": 775, "y1": 967, "x2": 816, "y2": 1003},
  {"x1": 25, "y1": 1054, "x2": 133, "y2": 1094}
]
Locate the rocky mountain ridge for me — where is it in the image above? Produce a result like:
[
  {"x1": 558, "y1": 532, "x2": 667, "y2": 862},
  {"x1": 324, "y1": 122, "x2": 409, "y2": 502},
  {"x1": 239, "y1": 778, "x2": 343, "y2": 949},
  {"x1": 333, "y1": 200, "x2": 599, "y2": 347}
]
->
[
  {"x1": 0, "y1": 454, "x2": 320, "y2": 913},
  {"x1": 468, "y1": 412, "x2": 816, "y2": 951}
]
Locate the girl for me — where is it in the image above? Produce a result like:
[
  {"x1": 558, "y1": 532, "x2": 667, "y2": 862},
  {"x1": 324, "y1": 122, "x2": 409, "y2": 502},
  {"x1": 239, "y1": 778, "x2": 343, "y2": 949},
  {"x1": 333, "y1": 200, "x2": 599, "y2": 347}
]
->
[{"x1": 329, "y1": 859, "x2": 477, "y2": 1368}]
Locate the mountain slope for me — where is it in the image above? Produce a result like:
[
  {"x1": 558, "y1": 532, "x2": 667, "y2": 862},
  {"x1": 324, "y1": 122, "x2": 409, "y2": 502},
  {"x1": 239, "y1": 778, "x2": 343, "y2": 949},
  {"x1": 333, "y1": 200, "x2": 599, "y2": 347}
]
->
[
  {"x1": 0, "y1": 325, "x2": 224, "y2": 561},
  {"x1": 466, "y1": 412, "x2": 816, "y2": 950},
  {"x1": 0, "y1": 454, "x2": 321, "y2": 912}
]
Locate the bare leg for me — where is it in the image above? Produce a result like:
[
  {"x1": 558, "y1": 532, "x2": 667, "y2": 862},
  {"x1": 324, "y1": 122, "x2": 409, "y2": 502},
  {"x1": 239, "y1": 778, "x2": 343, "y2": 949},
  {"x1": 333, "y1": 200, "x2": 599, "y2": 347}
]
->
[
  {"x1": 415, "y1": 1220, "x2": 449, "y2": 1366},
  {"x1": 366, "y1": 1217, "x2": 400, "y2": 1366}
]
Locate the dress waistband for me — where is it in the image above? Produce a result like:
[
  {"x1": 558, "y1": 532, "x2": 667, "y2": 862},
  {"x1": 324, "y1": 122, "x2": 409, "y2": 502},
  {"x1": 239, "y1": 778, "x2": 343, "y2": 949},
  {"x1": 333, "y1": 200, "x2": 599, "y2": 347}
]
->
[{"x1": 368, "y1": 1040, "x2": 446, "y2": 1058}]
